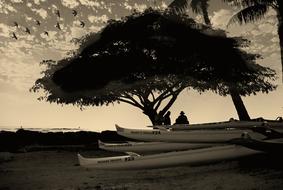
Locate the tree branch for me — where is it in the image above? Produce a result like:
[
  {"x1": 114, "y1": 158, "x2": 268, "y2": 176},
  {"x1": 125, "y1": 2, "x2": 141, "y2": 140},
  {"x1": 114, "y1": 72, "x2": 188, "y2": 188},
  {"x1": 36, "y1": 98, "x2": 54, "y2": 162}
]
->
[
  {"x1": 154, "y1": 98, "x2": 162, "y2": 112},
  {"x1": 159, "y1": 90, "x2": 182, "y2": 116},
  {"x1": 153, "y1": 85, "x2": 186, "y2": 112},
  {"x1": 117, "y1": 97, "x2": 144, "y2": 110},
  {"x1": 153, "y1": 88, "x2": 172, "y2": 104},
  {"x1": 133, "y1": 93, "x2": 145, "y2": 105},
  {"x1": 150, "y1": 91, "x2": 156, "y2": 101},
  {"x1": 120, "y1": 93, "x2": 145, "y2": 108}
]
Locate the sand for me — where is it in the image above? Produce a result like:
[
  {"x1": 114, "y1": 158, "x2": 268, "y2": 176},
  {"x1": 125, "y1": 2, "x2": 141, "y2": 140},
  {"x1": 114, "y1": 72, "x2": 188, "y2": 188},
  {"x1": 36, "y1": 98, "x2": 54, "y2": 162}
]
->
[{"x1": 1, "y1": 150, "x2": 283, "y2": 190}]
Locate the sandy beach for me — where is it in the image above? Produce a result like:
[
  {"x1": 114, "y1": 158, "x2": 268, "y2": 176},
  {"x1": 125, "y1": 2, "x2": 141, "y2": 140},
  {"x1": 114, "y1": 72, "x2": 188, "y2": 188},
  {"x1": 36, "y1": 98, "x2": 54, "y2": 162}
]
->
[{"x1": 1, "y1": 150, "x2": 283, "y2": 190}]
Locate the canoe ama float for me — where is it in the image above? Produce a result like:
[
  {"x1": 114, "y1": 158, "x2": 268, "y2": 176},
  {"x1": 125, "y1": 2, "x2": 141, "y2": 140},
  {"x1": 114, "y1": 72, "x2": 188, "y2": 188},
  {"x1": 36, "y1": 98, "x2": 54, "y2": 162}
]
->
[
  {"x1": 98, "y1": 140, "x2": 220, "y2": 153},
  {"x1": 78, "y1": 145, "x2": 261, "y2": 170},
  {"x1": 231, "y1": 133, "x2": 283, "y2": 153},
  {"x1": 115, "y1": 125, "x2": 267, "y2": 143}
]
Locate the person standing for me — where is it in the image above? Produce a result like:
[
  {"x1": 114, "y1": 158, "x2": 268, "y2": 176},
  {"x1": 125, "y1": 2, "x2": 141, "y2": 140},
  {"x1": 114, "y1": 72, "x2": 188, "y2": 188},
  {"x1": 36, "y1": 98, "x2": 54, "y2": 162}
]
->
[{"x1": 163, "y1": 111, "x2": 171, "y2": 125}]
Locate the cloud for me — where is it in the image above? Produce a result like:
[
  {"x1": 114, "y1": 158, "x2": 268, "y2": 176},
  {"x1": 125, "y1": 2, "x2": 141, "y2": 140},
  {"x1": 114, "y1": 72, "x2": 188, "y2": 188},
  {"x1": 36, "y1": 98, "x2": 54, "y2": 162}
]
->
[
  {"x1": 4, "y1": 40, "x2": 33, "y2": 56},
  {"x1": 0, "y1": 54, "x2": 41, "y2": 91},
  {"x1": 123, "y1": 2, "x2": 147, "y2": 12},
  {"x1": 210, "y1": 9, "x2": 234, "y2": 29},
  {"x1": 0, "y1": 23, "x2": 12, "y2": 38},
  {"x1": 258, "y1": 23, "x2": 275, "y2": 33},
  {"x1": 51, "y1": 4, "x2": 58, "y2": 9},
  {"x1": 88, "y1": 14, "x2": 108, "y2": 23},
  {"x1": 0, "y1": 31, "x2": 75, "y2": 92},
  {"x1": 34, "y1": 0, "x2": 46, "y2": 5},
  {"x1": 11, "y1": 0, "x2": 23, "y2": 3},
  {"x1": 226, "y1": 9, "x2": 277, "y2": 37},
  {"x1": 146, "y1": 1, "x2": 168, "y2": 10},
  {"x1": 271, "y1": 37, "x2": 279, "y2": 43},
  {"x1": 68, "y1": 21, "x2": 87, "y2": 38},
  {"x1": 31, "y1": 8, "x2": 48, "y2": 19},
  {"x1": 123, "y1": 2, "x2": 132, "y2": 10},
  {"x1": 160, "y1": 2, "x2": 168, "y2": 9},
  {"x1": 88, "y1": 25, "x2": 102, "y2": 33},
  {"x1": 27, "y1": 2, "x2": 32, "y2": 7},
  {"x1": 79, "y1": 0, "x2": 101, "y2": 8},
  {"x1": 211, "y1": 8, "x2": 278, "y2": 55},
  {"x1": 133, "y1": 3, "x2": 147, "y2": 12},
  {"x1": 61, "y1": 0, "x2": 79, "y2": 9},
  {"x1": 0, "y1": 1, "x2": 17, "y2": 14},
  {"x1": 210, "y1": 8, "x2": 280, "y2": 81},
  {"x1": 250, "y1": 29, "x2": 262, "y2": 36},
  {"x1": 40, "y1": 30, "x2": 57, "y2": 40}
]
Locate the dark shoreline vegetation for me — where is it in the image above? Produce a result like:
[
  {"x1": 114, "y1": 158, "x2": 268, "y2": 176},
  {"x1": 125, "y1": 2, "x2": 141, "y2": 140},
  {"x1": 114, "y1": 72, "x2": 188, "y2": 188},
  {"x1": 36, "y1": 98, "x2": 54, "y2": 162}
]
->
[{"x1": 0, "y1": 129, "x2": 130, "y2": 152}]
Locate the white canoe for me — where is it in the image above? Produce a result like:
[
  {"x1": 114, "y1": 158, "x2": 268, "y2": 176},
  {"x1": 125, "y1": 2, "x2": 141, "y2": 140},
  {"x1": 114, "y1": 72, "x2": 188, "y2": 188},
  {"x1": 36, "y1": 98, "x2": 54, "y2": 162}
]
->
[
  {"x1": 116, "y1": 125, "x2": 266, "y2": 143},
  {"x1": 148, "y1": 119, "x2": 283, "y2": 132},
  {"x1": 78, "y1": 145, "x2": 261, "y2": 170},
  {"x1": 98, "y1": 140, "x2": 219, "y2": 153}
]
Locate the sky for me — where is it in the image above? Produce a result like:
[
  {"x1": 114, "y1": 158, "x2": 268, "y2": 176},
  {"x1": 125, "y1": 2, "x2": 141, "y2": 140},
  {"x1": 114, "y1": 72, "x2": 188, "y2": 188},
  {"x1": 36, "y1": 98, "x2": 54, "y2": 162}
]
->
[{"x1": 0, "y1": 0, "x2": 282, "y2": 132}]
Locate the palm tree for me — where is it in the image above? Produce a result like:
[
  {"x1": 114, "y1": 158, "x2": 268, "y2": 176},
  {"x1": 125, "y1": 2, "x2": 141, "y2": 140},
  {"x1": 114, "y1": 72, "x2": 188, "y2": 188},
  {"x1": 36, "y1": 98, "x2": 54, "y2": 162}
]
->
[
  {"x1": 168, "y1": 0, "x2": 251, "y2": 120},
  {"x1": 169, "y1": 0, "x2": 211, "y2": 25},
  {"x1": 169, "y1": 1, "x2": 283, "y2": 77},
  {"x1": 225, "y1": 0, "x2": 283, "y2": 82},
  {"x1": 191, "y1": 0, "x2": 211, "y2": 25}
]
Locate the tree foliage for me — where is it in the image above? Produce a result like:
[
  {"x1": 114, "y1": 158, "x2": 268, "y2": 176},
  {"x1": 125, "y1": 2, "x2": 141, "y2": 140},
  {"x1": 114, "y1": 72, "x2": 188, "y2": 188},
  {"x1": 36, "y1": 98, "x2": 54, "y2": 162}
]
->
[{"x1": 31, "y1": 9, "x2": 276, "y2": 123}]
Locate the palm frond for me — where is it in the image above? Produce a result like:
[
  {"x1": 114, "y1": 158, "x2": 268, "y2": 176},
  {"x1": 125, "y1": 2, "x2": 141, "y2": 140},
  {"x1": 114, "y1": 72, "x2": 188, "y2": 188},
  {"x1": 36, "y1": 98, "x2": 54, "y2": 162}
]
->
[
  {"x1": 224, "y1": 0, "x2": 275, "y2": 7},
  {"x1": 190, "y1": 0, "x2": 202, "y2": 14},
  {"x1": 223, "y1": 0, "x2": 248, "y2": 7},
  {"x1": 168, "y1": 0, "x2": 189, "y2": 13},
  {"x1": 227, "y1": 4, "x2": 269, "y2": 26}
]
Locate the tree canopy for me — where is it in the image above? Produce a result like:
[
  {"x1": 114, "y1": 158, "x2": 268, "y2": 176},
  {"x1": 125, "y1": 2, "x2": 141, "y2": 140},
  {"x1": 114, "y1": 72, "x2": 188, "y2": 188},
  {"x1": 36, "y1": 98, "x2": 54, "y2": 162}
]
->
[{"x1": 31, "y1": 9, "x2": 276, "y2": 124}]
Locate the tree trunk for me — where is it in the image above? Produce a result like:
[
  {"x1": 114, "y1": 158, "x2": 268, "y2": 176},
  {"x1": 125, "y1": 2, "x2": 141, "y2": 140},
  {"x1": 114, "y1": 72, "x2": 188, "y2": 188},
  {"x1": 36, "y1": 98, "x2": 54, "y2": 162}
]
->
[
  {"x1": 143, "y1": 108, "x2": 161, "y2": 125},
  {"x1": 200, "y1": 2, "x2": 250, "y2": 121},
  {"x1": 276, "y1": 4, "x2": 283, "y2": 82},
  {"x1": 201, "y1": 0, "x2": 211, "y2": 26},
  {"x1": 230, "y1": 89, "x2": 251, "y2": 121},
  {"x1": 148, "y1": 113, "x2": 156, "y2": 125}
]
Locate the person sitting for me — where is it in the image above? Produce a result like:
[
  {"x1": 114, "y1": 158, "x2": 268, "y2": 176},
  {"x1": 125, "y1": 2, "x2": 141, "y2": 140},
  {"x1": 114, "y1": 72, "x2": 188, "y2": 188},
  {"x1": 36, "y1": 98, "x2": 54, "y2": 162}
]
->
[
  {"x1": 175, "y1": 111, "x2": 189, "y2": 124},
  {"x1": 276, "y1": 116, "x2": 283, "y2": 122},
  {"x1": 163, "y1": 111, "x2": 171, "y2": 125}
]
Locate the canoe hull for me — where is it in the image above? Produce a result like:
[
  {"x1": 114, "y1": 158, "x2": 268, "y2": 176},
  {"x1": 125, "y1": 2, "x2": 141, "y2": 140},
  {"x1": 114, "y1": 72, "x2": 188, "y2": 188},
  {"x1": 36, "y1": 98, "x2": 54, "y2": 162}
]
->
[
  {"x1": 116, "y1": 125, "x2": 266, "y2": 143},
  {"x1": 148, "y1": 120, "x2": 283, "y2": 132},
  {"x1": 98, "y1": 141, "x2": 219, "y2": 153},
  {"x1": 78, "y1": 145, "x2": 261, "y2": 170}
]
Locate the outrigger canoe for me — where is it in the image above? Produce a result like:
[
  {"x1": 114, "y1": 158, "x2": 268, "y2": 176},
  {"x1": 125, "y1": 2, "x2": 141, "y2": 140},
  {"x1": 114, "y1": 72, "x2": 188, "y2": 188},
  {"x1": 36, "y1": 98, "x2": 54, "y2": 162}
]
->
[
  {"x1": 148, "y1": 119, "x2": 283, "y2": 133},
  {"x1": 116, "y1": 125, "x2": 267, "y2": 143},
  {"x1": 78, "y1": 145, "x2": 261, "y2": 170},
  {"x1": 98, "y1": 140, "x2": 219, "y2": 153}
]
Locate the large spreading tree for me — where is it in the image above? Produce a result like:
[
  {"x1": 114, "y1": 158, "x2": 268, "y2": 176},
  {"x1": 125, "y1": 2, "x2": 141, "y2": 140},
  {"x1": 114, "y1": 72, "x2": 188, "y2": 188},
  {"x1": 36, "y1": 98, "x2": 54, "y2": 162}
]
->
[{"x1": 31, "y1": 9, "x2": 276, "y2": 125}]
